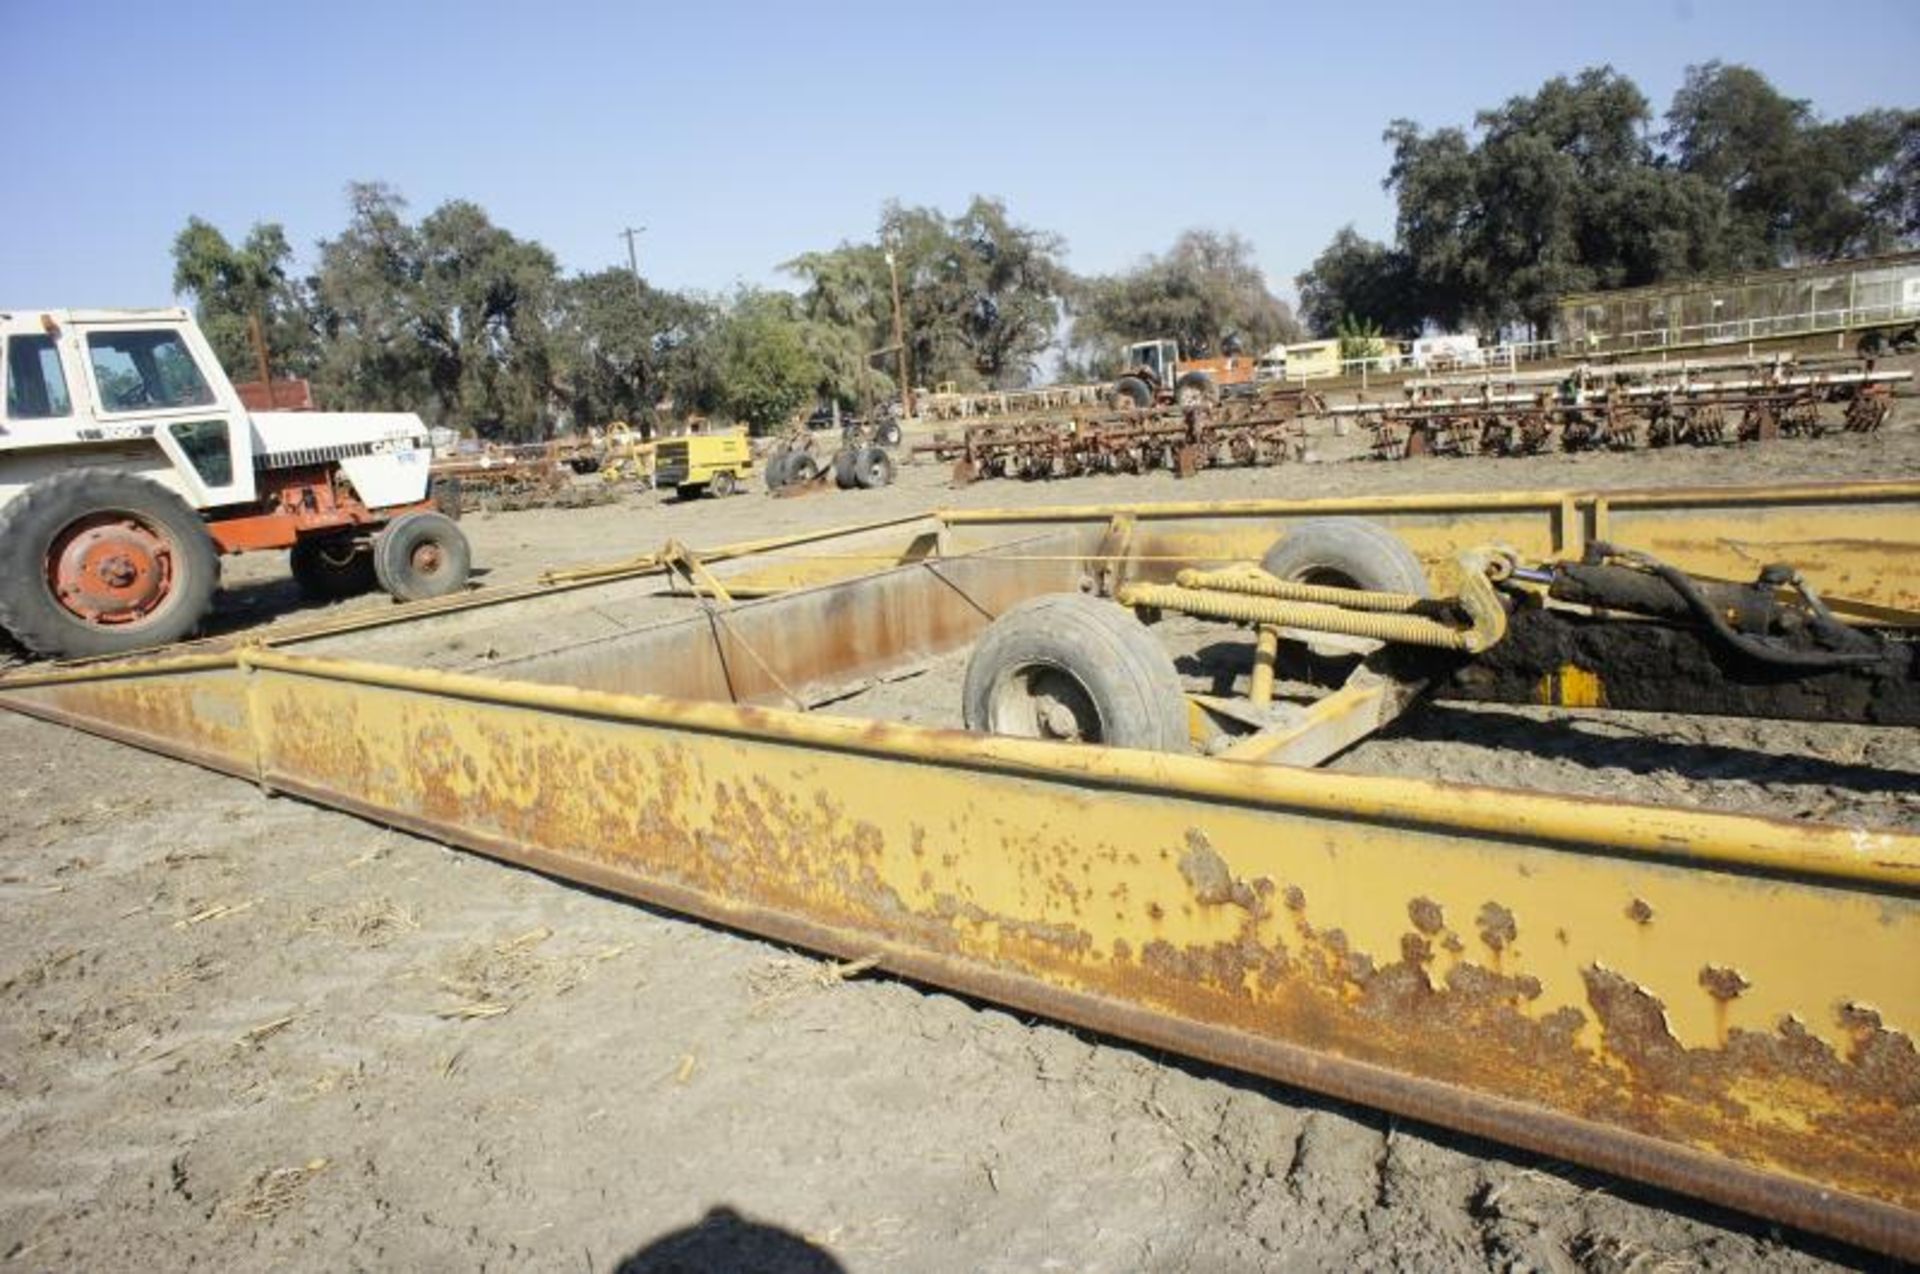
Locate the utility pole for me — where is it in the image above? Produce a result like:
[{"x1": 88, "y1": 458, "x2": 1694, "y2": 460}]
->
[
  {"x1": 247, "y1": 313, "x2": 277, "y2": 409},
  {"x1": 884, "y1": 248, "x2": 914, "y2": 420},
  {"x1": 619, "y1": 226, "x2": 647, "y2": 303}
]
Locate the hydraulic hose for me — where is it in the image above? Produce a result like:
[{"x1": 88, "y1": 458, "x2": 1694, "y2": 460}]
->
[{"x1": 1582, "y1": 543, "x2": 1892, "y2": 670}]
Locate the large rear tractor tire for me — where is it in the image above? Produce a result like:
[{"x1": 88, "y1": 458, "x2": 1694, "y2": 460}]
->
[
  {"x1": 373, "y1": 510, "x2": 472, "y2": 602},
  {"x1": 1174, "y1": 372, "x2": 1216, "y2": 406},
  {"x1": 1258, "y1": 518, "x2": 1430, "y2": 596},
  {"x1": 1110, "y1": 376, "x2": 1153, "y2": 410},
  {"x1": 290, "y1": 535, "x2": 377, "y2": 601},
  {"x1": 962, "y1": 593, "x2": 1189, "y2": 753},
  {"x1": 0, "y1": 469, "x2": 220, "y2": 659}
]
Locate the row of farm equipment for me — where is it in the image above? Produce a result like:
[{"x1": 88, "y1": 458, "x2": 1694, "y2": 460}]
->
[
  {"x1": 919, "y1": 356, "x2": 1908, "y2": 483},
  {"x1": 432, "y1": 418, "x2": 912, "y2": 510},
  {"x1": 1347, "y1": 360, "x2": 1905, "y2": 459},
  {"x1": 917, "y1": 384, "x2": 1323, "y2": 483},
  {"x1": 429, "y1": 355, "x2": 1910, "y2": 501}
]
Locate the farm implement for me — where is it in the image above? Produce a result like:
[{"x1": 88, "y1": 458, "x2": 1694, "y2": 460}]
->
[{"x1": 2, "y1": 480, "x2": 1917, "y2": 1259}]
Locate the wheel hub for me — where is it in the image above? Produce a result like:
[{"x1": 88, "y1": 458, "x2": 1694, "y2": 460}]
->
[
  {"x1": 410, "y1": 542, "x2": 444, "y2": 574},
  {"x1": 49, "y1": 514, "x2": 175, "y2": 625},
  {"x1": 993, "y1": 667, "x2": 1102, "y2": 743}
]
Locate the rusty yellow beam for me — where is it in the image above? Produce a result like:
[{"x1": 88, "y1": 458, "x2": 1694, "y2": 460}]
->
[
  {"x1": 935, "y1": 478, "x2": 1920, "y2": 523},
  {"x1": 3, "y1": 645, "x2": 1916, "y2": 1256}
]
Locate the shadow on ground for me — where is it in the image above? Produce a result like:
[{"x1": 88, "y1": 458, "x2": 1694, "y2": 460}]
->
[{"x1": 617, "y1": 1206, "x2": 844, "y2": 1274}]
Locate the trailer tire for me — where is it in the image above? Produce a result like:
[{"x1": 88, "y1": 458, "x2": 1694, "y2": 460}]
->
[
  {"x1": 1111, "y1": 376, "x2": 1153, "y2": 409},
  {"x1": 784, "y1": 453, "x2": 820, "y2": 486},
  {"x1": 0, "y1": 469, "x2": 220, "y2": 659},
  {"x1": 853, "y1": 445, "x2": 894, "y2": 489},
  {"x1": 710, "y1": 470, "x2": 738, "y2": 498},
  {"x1": 764, "y1": 449, "x2": 795, "y2": 492},
  {"x1": 290, "y1": 536, "x2": 376, "y2": 600},
  {"x1": 876, "y1": 420, "x2": 903, "y2": 447},
  {"x1": 1259, "y1": 518, "x2": 1430, "y2": 596},
  {"x1": 963, "y1": 593, "x2": 1189, "y2": 753},
  {"x1": 373, "y1": 510, "x2": 471, "y2": 602}
]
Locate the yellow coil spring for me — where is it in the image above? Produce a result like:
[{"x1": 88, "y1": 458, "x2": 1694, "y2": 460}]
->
[
  {"x1": 1116, "y1": 583, "x2": 1475, "y2": 650},
  {"x1": 1174, "y1": 567, "x2": 1427, "y2": 613}
]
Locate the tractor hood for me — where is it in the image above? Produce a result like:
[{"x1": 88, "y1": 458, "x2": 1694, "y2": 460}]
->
[{"x1": 248, "y1": 411, "x2": 432, "y2": 468}]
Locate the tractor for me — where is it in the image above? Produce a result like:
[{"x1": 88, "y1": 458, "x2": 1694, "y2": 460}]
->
[
  {"x1": 0, "y1": 308, "x2": 471, "y2": 660},
  {"x1": 1108, "y1": 339, "x2": 1263, "y2": 410}
]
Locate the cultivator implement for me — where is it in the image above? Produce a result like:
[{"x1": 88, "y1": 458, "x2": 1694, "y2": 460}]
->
[
  {"x1": 921, "y1": 385, "x2": 1321, "y2": 484},
  {"x1": 3, "y1": 480, "x2": 1918, "y2": 1259},
  {"x1": 1349, "y1": 361, "x2": 1906, "y2": 460}
]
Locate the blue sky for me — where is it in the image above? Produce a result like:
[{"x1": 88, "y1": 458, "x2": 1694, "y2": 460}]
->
[{"x1": 2, "y1": 0, "x2": 1914, "y2": 310}]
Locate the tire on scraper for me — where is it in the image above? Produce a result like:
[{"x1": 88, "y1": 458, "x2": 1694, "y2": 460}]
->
[
  {"x1": 1258, "y1": 518, "x2": 1430, "y2": 596},
  {"x1": 962, "y1": 592, "x2": 1189, "y2": 753}
]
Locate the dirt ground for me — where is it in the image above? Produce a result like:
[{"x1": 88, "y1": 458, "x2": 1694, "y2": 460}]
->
[{"x1": 2, "y1": 402, "x2": 1917, "y2": 1271}]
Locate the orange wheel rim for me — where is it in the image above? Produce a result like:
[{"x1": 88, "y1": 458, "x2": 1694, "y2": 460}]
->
[{"x1": 48, "y1": 512, "x2": 176, "y2": 625}]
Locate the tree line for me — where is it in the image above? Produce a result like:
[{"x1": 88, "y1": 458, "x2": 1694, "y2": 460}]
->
[
  {"x1": 1296, "y1": 62, "x2": 1918, "y2": 341},
  {"x1": 176, "y1": 186, "x2": 1303, "y2": 440},
  {"x1": 175, "y1": 62, "x2": 1914, "y2": 439}
]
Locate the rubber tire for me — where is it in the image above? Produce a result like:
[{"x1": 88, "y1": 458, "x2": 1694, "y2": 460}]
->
[
  {"x1": 290, "y1": 536, "x2": 376, "y2": 601},
  {"x1": 853, "y1": 446, "x2": 894, "y2": 489},
  {"x1": 710, "y1": 470, "x2": 738, "y2": 498},
  {"x1": 1175, "y1": 372, "x2": 1216, "y2": 406},
  {"x1": 1258, "y1": 518, "x2": 1430, "y2": 595},
  {"x1": 876, "y1": 420, "x2": 903, "y2": 447},
  {"x1": 0, "y1": 469, "x2": 219, "y2": 659},
  {"x1": 785, "y1": 453, "x2": 820, "y2": 486},
  {"x1": 832, "y1": 449, "x2": 859, "y2": 489},
  {"x1": 962, "y1": 593, "x2": 1189, "y2": 753},
  {"x1": 1111, "y1": 376, "x2": 1153, "y2": 409},
  {"x1": 763, "y1": 449, "x2": 795, "y2": 493},
  {"x1": 373, "y1": 510, "x2": 472, "y2": 601}
]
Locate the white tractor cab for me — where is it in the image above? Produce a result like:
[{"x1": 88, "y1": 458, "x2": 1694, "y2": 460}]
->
[{"x1": 0, "y1": 308, "x2": 471, "y2": 660}]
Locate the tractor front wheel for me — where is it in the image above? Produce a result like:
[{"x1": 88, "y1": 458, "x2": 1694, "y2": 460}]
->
[
  {"x1": 0, "y1": 469, "x2": 219, "y2": 659},
  {"x1": 373, "y1": 510, "x2": 472, "y2": 602}
]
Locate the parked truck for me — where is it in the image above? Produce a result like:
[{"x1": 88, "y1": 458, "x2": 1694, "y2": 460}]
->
[{"x1": 0, "y1": 308, "x2": 471, "y2": 660}]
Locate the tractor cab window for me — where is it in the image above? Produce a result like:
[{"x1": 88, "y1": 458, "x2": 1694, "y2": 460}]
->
[
  {"x1": 86, "y1": 330, "x2": 216, "y2": 413},
  {"x1": 5, "y1": 334, "x2": 73, "y2": 418}
]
